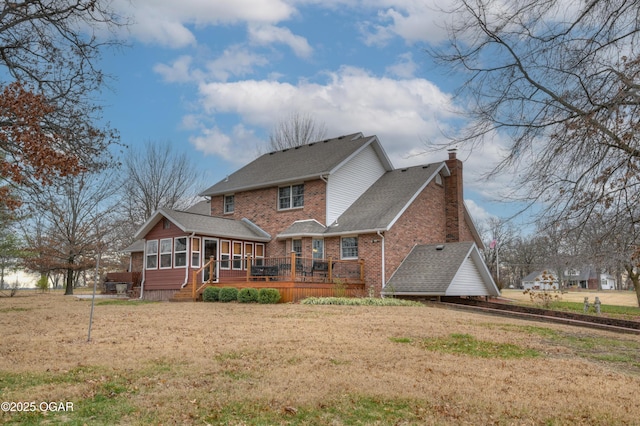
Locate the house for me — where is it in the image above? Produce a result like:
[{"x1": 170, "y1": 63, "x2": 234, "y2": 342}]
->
[
  {"x1": 130, "y1": 132, "x2": 494, "y2": 301},
  {"x1": 563, "y1": 268, "x2": 616, "y2": 290},
  {"x1": 521, "y1": 270, "x2": 559, "y2": 290}
]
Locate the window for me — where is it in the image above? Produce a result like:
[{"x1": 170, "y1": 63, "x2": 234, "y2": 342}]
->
[
  {"x1": 220, "y1": 240, "x2": 230, "y2": 269},
  {"x1": 341, "y1": 237, "x2": 358, "y2": 259},
  {"x1": 232, "y1": 241, "x2": 243, "y2": 270},
  {"x1": 174, "y1": 237, "x2": 187, "y2": 268},
  {"x1": 191, "y1": 238, "x2": 201, "y2": 268},
  {"x1": 160, "y1": 238, "x2": 172, "y2": 268},
  {"x1": 244, "y1": 242, "x2": 253, "y2": 269},
  {"x1": 146, "y1": 240, "x2": 158, "y2": 269},
  {"x1": 312, "y1": 239, "x2": 324, "y2": 260},
  {"x1": 278, "y1": 184, "x2": 304, "y2": 210},
  {"x1": 224, "y1": 194, "x2": 234, "y2": 213},
  {"x1": 255, "y1": 244, "x2": 265, "y2": 266},
  {"x1": 292, "y1": 239, "x2": 302, "y2": 258}
]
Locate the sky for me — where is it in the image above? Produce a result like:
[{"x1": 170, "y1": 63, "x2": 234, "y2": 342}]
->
[{"x1": 98, "y1": 0, "x2": 522, "y2": 230}]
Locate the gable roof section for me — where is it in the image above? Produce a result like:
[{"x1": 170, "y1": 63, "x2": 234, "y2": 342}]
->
[
  {"x1": 382, "y1": 242, "x2": 499, "y2": 297},
  {"x1": 133, "y1": 208, "x2": 271, "y2": 242},
  {"x1": 324, "y1": 162, "x2": 448, "y2": 235},
  {"x1": 277, "y1": 219, "x2": 326, "y2": 239},
  {"x1": 200, "y1": 133, "x2": 393, "y2": 196}
]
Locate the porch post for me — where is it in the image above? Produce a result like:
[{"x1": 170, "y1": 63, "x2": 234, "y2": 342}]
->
[
  {"x1": 246, "y1": 254, "x2": 252, "y2": 282},
  {"x1": 192, "y1": 269, "x2": 196, "y2": 301},
  {"x1": 290, "y1": 251, "x2": 296, "y2": 281},
  {"x1": 359, "y1": 259, "x2": 365, "y2": 282},
  {"x1": 328, "y1": 257, "x2": 333, "y2": 282}
]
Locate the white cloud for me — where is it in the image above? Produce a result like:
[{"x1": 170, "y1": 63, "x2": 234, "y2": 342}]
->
[
  {"x1": 205, "y1": 46, "x2": 270, "y2": 81},
  {"x1": 189, "y1": 124, "x2": 261, "y2": 165},
  {"x1": 359, "y1": 0, "x2": 455, "y2": 46},
  {"x1": 386, "y1": 52, "x2": 418, "y2": 78},
  {"x1": 248, "y1": 24, "x2": 313, "y2": 58},
  {"x1": 465, "y1": 199, "x2": 497, "y2": 228},
  {"x1": 113, "y1": 0, "x2": 296, "y2": 48},
  {"x1": 153, "y1": 55, "x2": 195, "y2": 83},
  {"x1": 191, "y1": 66, "x2": 457, "y2": 166}
]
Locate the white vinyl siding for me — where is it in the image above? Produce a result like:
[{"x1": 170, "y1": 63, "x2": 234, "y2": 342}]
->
[
  {"x1": 327, "y1": 144, "x2": 386, "y2": 225},
  {"x1": 446, "y1": 257, "x2": 487, "y2": 296}
]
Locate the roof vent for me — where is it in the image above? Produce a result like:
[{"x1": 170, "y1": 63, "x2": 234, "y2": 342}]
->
[
  {"x1": 401, "y1": 168, "x2": 408, "y2": 172},
  {"x1": 435, "y1": 245, "x2": 445, "y2": 251}
]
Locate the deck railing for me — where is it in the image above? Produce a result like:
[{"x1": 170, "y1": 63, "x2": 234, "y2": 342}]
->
[{"x1": 191, "y1": 252, "x2": 365, "y2": 300}]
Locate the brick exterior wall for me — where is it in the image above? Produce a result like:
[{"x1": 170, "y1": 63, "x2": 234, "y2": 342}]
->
[{"x1": 210, "y1": 178, "x2": 326, "y2": 257}]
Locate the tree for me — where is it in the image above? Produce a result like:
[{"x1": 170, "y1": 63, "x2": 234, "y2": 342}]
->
[
  {"x1": 121, "y1": 141, "x2": 205, "y2": 231},
  {"x1": 430, "y1": 0, "x2": 640, "y2": 233},
  {"x1": 22, "y1": 169, "x2": 120, "y2": 295},
  {"x1": 268, "y1": 111, "x2": 328, "y2": 151},
  {"x1": 0, "y1": 228, "x2": 23, "y2": 290},
  {"x1": 0, "y1": 1, "x2": 124, "y2": 208}
]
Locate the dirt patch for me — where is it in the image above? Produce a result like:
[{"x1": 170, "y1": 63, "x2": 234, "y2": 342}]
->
[{"x1": 1, "y1": 291, "x2": 640, "y2": 424}]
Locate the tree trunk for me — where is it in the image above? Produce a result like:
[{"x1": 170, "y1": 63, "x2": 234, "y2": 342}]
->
[{"x1": 624, "y1": 265, "x2": 640, "y2": 307}]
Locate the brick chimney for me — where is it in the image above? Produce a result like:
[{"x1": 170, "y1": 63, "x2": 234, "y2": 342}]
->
[{"x1": 444, "y1": 149, "x2": 463, "y2": 242}]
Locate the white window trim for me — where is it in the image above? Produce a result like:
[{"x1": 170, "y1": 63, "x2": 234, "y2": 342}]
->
[
  {"x1": 145, "y1": 240, "x2": 158, "y2": 270},
  {"x1": 278, "y1": 183, "x2": 304, "y2": 210},
  {"x1": 340, "y1": 236, "x2": 359, "y2": 260},
  {"x1": 159, "y1": 238, "x2": 173, "y2": 269},
  {"x1": 174, "y1": 237, "x2": 187, "y2": 269},
  {"x1": 220, "y1": 239, "x2": 231, "y2": 270},
  {"x1": 191, "y1": 237, "x2": 201, "y2": 269},
  {"x1": 232, "y1": 241, "x2": 243, "y2": 270},
  {"x1": 224, "y1": 194, "x2": 235, "y2": 214}
]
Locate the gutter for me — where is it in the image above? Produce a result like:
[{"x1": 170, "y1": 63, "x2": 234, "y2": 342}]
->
[
  {"x1": 378, "y1": 230, "x2": 385, "y2": 295},
  {"x1": 139, "y1": 242, "x2": 145, "y2": 299}
]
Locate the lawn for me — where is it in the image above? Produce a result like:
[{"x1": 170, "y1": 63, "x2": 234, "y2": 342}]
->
[{"x1": 1, "y1": 291, "x2": 640, "y2": 425}]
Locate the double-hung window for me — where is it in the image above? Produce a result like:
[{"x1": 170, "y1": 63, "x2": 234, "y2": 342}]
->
[
  {"x1": 224, "y1": 195, "x2": 234, "y2": 214},
  {"x1": 160, "y1": 238, "x2": 172, "y2": 268},
  {"x1": 146, "y1": 240, "x2": 158, "y2": 269},
  {"x1": 191, "y1": 238, "x2": 201, "y2": 268},
  {"x1": 278, "y1": 184, "x2": 304, "y2": 210},
  {"x1": 341, "y1": 236, "x2": 358, "y2": 259},
  {"x1": 174, "y1": 237, "x2": 187, "y2": 268}
]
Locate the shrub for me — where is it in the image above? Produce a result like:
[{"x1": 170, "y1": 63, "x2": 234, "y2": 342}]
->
[
  {"x1": 219, "y1": 287, "x2": 239, "y2": 303},
  {"x1": 202, "y1": 286, "x2": 220, "y2": 302},
  {"x1": 258, "y1": 288, "x2": 281, "y2": 304},
  {"x1": 237, "y1": 288, "x2": 259, "y2": 303},
  {"x1": 300, "y1": 297, "x2": 423, "y2": 307}
]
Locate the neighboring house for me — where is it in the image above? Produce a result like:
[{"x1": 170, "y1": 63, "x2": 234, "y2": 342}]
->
[
  {"x1": 521, "y1": 270, "x2": 559, "y2": 291},
  {"x1": 563, "y1": 268, "x2": 616, "y2": 290},
  {"x1": 130, "y1": 132, "x2": 495, "y2": 301}
]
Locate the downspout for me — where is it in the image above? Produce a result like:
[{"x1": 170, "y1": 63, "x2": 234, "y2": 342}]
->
[
  {"x1": 182, "y1": 232, "x2": 196, "y2": 288},
  {"x1": 378, "y1": 230, "x2": 385, "y2": 297},
  {"x1": 139, "y1": 241, "x2": 145, "y2": 299}
]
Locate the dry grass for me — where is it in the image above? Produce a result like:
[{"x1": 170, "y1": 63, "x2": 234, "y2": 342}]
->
[
  {"x1": 1, "y1": 291, "x2": 640, "y2": 425},
  {"x1": 501, "y1": 288, "x2": 639, "y2": 307}
]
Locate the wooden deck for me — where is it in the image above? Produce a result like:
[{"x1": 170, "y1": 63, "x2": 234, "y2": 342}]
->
[
  {"x1": 172, "y1": 254, "x2": 366, "y2": 302},
  {"x1": 171, "y1": 280, "x2": 366, "y2": 303}
]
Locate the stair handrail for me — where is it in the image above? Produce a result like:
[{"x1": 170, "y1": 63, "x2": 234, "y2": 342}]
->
[{"x1": 192, "y1": 256, "x2": 216, "y2": 300}]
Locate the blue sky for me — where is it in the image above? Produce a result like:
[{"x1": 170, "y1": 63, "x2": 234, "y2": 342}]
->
[{"x1": 99, "y1": 0, "x2": 521, "y2": 229}]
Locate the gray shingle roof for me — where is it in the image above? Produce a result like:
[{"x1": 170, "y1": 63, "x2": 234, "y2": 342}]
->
[
  {"x1": 383, "y1": 242, "x2": 475, "y2": 295},
  {"x1": 278, "y1": 219, "x2": 326, "y2": 238},
  {"x1": 134, "y1": 208, "x2": 271, "y2": 241},
  {"x1": 326, "y1": 163, "x2": 445, "y2": 234},
  {"x1": 200, "y1": 133, "x2": 392, "y2": 196}
]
